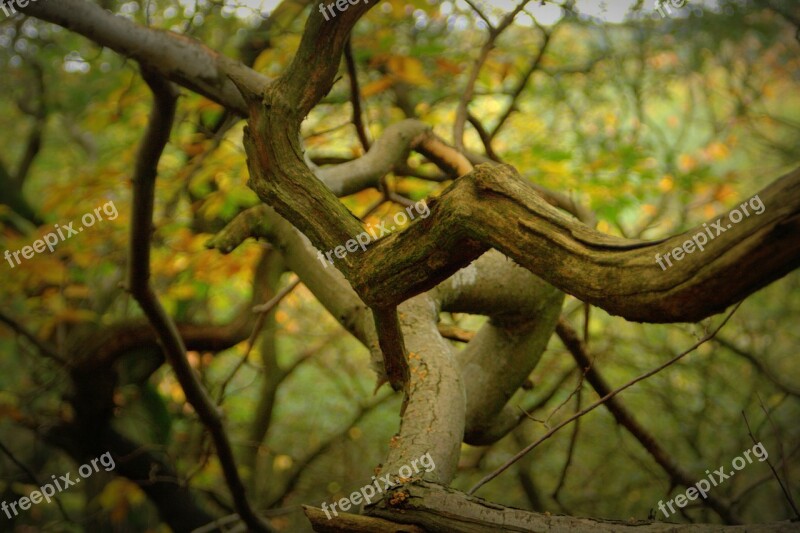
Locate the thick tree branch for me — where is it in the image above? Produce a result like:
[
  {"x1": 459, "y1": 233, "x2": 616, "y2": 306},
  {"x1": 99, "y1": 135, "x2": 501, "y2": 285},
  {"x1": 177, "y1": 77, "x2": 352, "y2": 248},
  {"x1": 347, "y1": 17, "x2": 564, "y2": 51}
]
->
[
  {"x1": 357, "y1": 481, "x2": 797, "y2": 533},
  {"x1": 17, "y1": 0, "x2": 268, "y2": 115},
  {"x1": 351, "y1": 164, "x2": 800, "y2": 323},
  {"x1": 434, "y1": 251, "x2": 565, "y2": 444}
]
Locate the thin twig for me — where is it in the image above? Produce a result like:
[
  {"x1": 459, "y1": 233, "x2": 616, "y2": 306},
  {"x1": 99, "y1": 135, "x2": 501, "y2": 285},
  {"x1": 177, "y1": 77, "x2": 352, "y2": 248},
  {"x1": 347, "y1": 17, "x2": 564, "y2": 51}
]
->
[
  {"x1": 468, "y1": 302, "x2": 742, "y2": 495},
  {"x1": 0, "y1": 309, "x2": 67, "y2": 365},
  {"x1": 251, "y1": 278, "x2": 301, "y2": 314},
  {"x1": 552, "y1": 386, "x2": 582, "y2": 502},
  {"x1": 488, "y1": 22, "x2": 553, "y2": 142},
  {"x1": 755, "y1": 393, "x2": 798, "y2": 514},
  {"x1": 453, "y1": 0, "x2": 531, "y2": 151},
  {"x1": 0, "y1": 439, "x2": 72, "y2": 521},
  {"x1": 742, "y1": 410, "x2": 800, "y2": 519},
  {"x1": 556, "y1": 317, "x2": 740, "y2": 523},
  {"x1": 344, "y1": 37, "x2": 371, "y2": 151},
  {"x1": 125, "y1": 67, "x2": 272, "y2": 532},
  {"x1": 464, "y1": 0, "x2": 493, "y2": 29},
  {"x1": 217, "y1": 278, "x2": 301, "y2": 404},
  {"x1": 466, "y1": 113, "x2": 502, "y2": 161}
]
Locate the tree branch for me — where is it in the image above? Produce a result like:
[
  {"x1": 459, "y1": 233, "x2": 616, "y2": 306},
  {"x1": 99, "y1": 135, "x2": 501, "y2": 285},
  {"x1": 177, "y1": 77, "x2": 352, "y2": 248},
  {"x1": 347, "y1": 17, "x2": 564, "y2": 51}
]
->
[
  {"x1": 124, "y1": 68, "x2": 272, "y2": 532},
  {"x1": 0, "y1": 308, "x2": 66, "y2": 364},
  {"x1": 453, "y1": 0, "x2": 531, "y2": 152},
  {"x1": 17, "y1": 0, "x2": 269, "y2": 115},
  {"x1": 556, "y1": 318, "x2": 740, "y2": 523},
  {"x1": 350, "y1": 164, "x2": 800, "y2": 323},
  {"x1": 468, "y1": 303, "x2": 741, "y2": 495},
  {"x1": 344, "y1": 36, "x2": 371, "y2": 151}
]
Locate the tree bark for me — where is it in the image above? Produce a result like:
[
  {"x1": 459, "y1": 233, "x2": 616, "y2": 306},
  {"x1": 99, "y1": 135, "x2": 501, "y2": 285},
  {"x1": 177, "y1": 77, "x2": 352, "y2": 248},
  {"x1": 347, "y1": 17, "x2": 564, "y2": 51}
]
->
[{"x1": 307, "y1": 481, "x2": 799, "y2": 533}]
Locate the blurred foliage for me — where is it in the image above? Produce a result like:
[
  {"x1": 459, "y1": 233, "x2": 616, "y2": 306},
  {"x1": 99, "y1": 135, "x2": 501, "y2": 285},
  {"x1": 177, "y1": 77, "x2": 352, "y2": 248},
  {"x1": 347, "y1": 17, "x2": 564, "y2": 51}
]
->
[{"x1": 0, "y1": 0, "x2": 798, "y2": 530}]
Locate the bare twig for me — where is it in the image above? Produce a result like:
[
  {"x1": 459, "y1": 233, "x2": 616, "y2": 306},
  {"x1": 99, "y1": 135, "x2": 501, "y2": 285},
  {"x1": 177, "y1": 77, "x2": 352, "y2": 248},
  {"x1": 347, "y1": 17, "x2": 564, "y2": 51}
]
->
[
  {"x1": 251, "y1": 278, "x2": 301, "y2": 314},
  {"x1": 270, "y1": 391, "x2": 394, "y2": 508},
  {"x1": 468, "y1": 303, "x2": 742, "y2": 495},
  {"x1": 125, "y1": 67, "x2": 273, "y2": 532},
  {"x1": 466, "y1": 113, "x2": 502, "y2": 161},
  {"x1": 217, "y1": 277, "x2": 301, "y2": 404},
  {"x1": 344, "y1": 37, "x2": 371, "y2": 151},
  {"x1": 0, "y1": 440, "x2": 72, "y2": 521},
  {"x1": 0, "y1": 309, "x2": 67, "y2": 365},
  {"x1": 743, "y1": 408, "x2": 799, "y2": 519},
  {"x1": 555, "y1": 317, "x2": 740, "y2": 523},
  {"x1": 488, "y1": 23, "x2": 553, "y2": 142},
  {"x1": 464, "y1": 0, "x2": 493, "y2": 29},
  {"x1": 713, "y1": 337, "x2": 800, "y2": 397},
  {"x1": 755, "y1": 394, "x2": 797, "y2": 514},
  {"x1": 453, "y1": 0, "x2": 531, "y2": 151},
  {"x1": 552, "y1": 386, "x2": 582, "y2": 502}
]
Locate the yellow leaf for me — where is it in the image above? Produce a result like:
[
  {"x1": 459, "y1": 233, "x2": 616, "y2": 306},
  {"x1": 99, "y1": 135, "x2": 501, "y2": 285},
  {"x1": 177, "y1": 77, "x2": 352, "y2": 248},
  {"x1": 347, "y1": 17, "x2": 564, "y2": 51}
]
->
[
  {"x1": 362, "y1": 76, "x2": 396, "y2": 98},
  {"x1": 393, "y1": 56, "x2": 432, "y2": 86},
  {"x1": 170, "y1": 284, "x2": 196, "y2": 300},
  {"x1": 253, "y1": 49, "x2": 273, "y2": 73},
  {"x1": 705, "y1": 141, "x2": 729, "y2": 161},
  {"x1": 274, "y1": 455, "x2": 293, "y2": 471},
  {"x1": 64, "y1": 285, "x2": 91, "y2": 299},
  {"x1": 54, "y1": 308, "x2": 96, "y2": 324},
  {"x1": 678, "y1": 154, "x2": 697, "y2": 173}
]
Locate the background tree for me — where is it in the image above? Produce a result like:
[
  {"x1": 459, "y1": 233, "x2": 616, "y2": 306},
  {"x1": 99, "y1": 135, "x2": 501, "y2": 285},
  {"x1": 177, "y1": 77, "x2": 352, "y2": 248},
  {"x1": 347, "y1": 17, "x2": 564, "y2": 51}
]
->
[{"x1": 1, "y1": 0, "x2": 798, "y2": 531}]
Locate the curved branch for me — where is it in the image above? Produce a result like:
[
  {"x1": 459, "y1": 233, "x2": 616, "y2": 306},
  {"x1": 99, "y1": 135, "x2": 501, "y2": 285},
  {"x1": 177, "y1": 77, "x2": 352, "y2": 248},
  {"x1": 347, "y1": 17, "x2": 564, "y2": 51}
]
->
[
  {"x1": 352, "y1": 164, "x2": 800, "y2": 323},
  {"x1": 434, "y1": 251, "x2": 565, "y2": 444},
  {"x1": 18, "y1": 0, "x2": 269, "y2": 115},
  {"x1": 318, "y1": 120, "x2": 431, "y2": 197}
]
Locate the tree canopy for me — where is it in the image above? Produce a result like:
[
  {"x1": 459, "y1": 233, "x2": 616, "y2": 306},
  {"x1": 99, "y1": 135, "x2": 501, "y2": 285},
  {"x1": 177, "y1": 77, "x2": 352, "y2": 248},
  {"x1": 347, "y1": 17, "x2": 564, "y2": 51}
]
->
[{"x1": 0, "y1": 0, "x2": 798, "y2": 531}]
